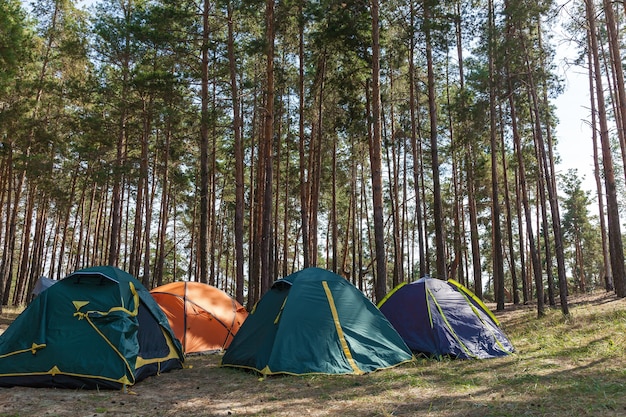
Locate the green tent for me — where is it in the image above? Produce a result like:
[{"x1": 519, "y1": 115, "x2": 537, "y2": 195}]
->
[
  {"x1": 0, "y1": 266, "x2": 184, "y2": 389},
  {"x1": 220, "y1": 267, "x2": 413, "y2": 375}
]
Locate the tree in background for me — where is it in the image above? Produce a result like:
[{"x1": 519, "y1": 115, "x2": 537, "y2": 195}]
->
[
  {"x1": 561, "y1": 169, "x2": 603, "y2": 292},
  {"x1": 3, "y1": 0, "x2": 624, "y2": 314}
]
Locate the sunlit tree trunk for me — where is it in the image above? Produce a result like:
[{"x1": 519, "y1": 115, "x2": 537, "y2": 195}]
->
[
  {"x1": 500, "y1": 127, "x2": 520, "y2": 304},
  {"x1": 298, "y1": 0, "x2": 310, "y2": 269},
  {"x1": 408, "y1": 2, "x2": 426, "y2": 278},
  {"x1": 488, "y1": 0, "x2": 505, "y2": 310},
  {"x1": 260, "y1": 0, "x2": 275, "y2": 292},
  {"x1": 425, "y1": 0, "x2": 446, "y2": 280},
  {"x1": 601, "y1": 0, "x2": 626, "y2": 167},
  {"x1": 198, "y1": 0, "x2": 211, "y2": 284},
  {"x1": 370, "y1": 0, "x2": 387, "y2": 302},
  {"x1": 586, "y1": 0, "x2": 626, "y2": 297},
  {"x1": 586, "y1": 31, "x2": 613, "y2": 292},
  {"x1": 227, "y1": 1, "x2": 245, "y2": 303}
]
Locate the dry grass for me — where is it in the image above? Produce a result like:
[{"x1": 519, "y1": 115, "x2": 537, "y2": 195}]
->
[{"x1": 1, "y1": 292, "x2": 626, "y2": 416}]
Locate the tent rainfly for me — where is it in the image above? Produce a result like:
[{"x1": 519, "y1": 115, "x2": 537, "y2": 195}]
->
[
  {"x1": 151, "y1": 281, "x2": 248, "y2": 353},
  {"x1": 220, "y1": 267, "x2": 413, "y2": 375},
  {"x1": 0, "y1": 266, "x2": 184, "y2": 389},
  {"x1": 31, "y1": 276, "x2": 56, "y2": 300},
  {"x1": 378, "y1": 277, "x2": 515, "y2": 359}
]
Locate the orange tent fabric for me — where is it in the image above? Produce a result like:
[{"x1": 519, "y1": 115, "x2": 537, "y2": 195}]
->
[{"x1": 150, "y1": 282, "x2": 248, "y2": 354}]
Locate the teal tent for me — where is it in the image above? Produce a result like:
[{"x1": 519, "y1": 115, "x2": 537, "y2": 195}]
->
[
  {"x1": 221, "y1": 267, "x2": 413, "y2": 375},
  {"x1": 0, "y1": 266, "x2": 184, "y2": 389}
]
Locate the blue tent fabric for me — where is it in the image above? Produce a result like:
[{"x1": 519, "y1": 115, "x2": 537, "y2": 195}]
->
[
  {"x1": 378, "y1": 277, "x2": 515, "y2": 359},
  {"x1": 31, "y1": 276, "x2": 56, "y2": 299}
]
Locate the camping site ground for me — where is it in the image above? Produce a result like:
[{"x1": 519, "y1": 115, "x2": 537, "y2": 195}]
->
[{"x1": 0, "y1": 292, "x2": 625, "y2": 417}]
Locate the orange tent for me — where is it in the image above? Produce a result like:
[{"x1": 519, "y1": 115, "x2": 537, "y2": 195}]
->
[{"x1": 150, "y1": 281, "x2": 248, "y2": 354}]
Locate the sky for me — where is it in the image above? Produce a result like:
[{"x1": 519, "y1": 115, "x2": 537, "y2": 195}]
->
[
  {"x1": 552, "y1": 1, "x2": 598, "y2": 195},
  {"x1": 553, "y1": 59, "x2": 596, "y2": 193}
]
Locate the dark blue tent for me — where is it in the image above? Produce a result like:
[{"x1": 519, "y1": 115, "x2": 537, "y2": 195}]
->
[
  {"x1": 30, "y1": 276, "x2": 56, "y2": 301},
  {"x1": 378, "y1": 277, "x2": 514, "y2": 359}
]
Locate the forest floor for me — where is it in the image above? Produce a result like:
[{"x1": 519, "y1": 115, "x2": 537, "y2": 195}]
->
[{"x1": 1, "y1": 290, "x2": 625, "y2": 417}]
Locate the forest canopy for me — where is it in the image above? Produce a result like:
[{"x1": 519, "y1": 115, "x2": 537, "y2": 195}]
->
[{"x1": 1, "y1": 0, "x2": 625, "y2": 317}]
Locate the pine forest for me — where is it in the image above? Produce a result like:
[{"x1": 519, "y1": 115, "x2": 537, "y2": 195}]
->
[{"x1": 1, "y1": 0, "x2": 625, "y2": 317}]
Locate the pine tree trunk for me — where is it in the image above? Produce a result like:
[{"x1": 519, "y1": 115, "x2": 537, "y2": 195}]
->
[
  {"x1": 408, "y1": 2, "x2": 426, "y2": 278},
  {"x1": 586, "y1": 32, "x2": 613, "y2": 292},
  {"x1": 370, "y1": 0, "x2": 387, "y2": 302},
  {"x1": 260, "y1": 0, "x2": 275, "y2": 292},
  {"x1": 586, "y1": 0, "x2": 626, "y2": 297},
  {"x1": 198, "y1": 0, "x2": 211, "y2": 284},
  {"x1": 489, "y1": 0, "x2": 505, "y2": 310}
]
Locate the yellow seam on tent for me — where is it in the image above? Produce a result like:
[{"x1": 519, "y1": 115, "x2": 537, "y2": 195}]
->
[
  {"x1": 376, "y1": 282, "x2": 407, "y2": 308},
  {"x1": 274, "y1": 297, "x2": 288, "y2": 324},
  {"x1": 114, "y1": 282, "x2": 140, "y2": 317},
  {"x1": 0, "y1": 369, "x2": 131, "y2": 386},
  {"x1": 453, "y1": 288, "x2": 513, "y2": 355},
  {"x1": 426, "y1": 289, "x2": 434, "y2": 328},
  {"x1": 447, "y1": 279, "x2": 500, "y2": 326},
  {"x1": 72, "y1": 283, "x2": 139, "y2": 320},
  {"x1": 447, "y1": 280, "x2": 512, "y2": 355},
  {"x1": 71, "y1": 282, "x2": 141, "y2": 385},
  {"x1": 426, "y1": 288, "x2": 477, "y2": 359},
  {"x1": 82, "y1": 314, "x2": 136, "y2": 384},
  {"x1": 322, "y1": 281, "x2": 364, "y2": 375},
  {"x1": 135, "y1": 328, "x2": 182, "y2": 368},
  {"x1": 0, "y1": 343, "x2": 46, "y2": 359},
  {"x1": 222, "y1": 358, "x2": 413, "y2": 377},
  {"x1": 221, "y1": 362, "x2": 387, "y2": 377},
  {"x1": 73, "y1": 301, "x2": 89, "y2": 310}
]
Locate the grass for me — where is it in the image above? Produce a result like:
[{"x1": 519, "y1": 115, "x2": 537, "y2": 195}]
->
[{"x1": 1, "y1": 292, "x2": 625, "y2": 416}]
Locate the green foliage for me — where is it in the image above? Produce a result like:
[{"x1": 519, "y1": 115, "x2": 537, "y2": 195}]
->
[
  {"x1": 560, "y1": 169, "x2": 603, "y2": 291},
  {"x1": 0, "y1": 0, "x2": 598, "y2": 309},
  {"x1": 0, "y1": 0, "x2": 34, "y2": 94}
]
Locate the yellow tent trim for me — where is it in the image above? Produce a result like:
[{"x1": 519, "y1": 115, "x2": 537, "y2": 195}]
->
[
  {"x1": 426, "y1": 289, "x2": 434, "y2": 327},
  {"x1": 119, "y1": 375, "x2": 133, "y2": 386},
  {"x1": 135, "y1": 328, "x2": 182, "y2": 370},
  {"x1": 274, "y1": 297, "x2": 289, "y2": 324},
  {"x1": 447, "y1": 279, "x2": 501, "y2": 326},
  {"x1": 448, "y1": 281, "x2": 513, "y2": 355},
  {"x1": 426, "y1": 288, "x2": 476, "y2": 359},
  {"x1": 0, "y1": 343, "x2": 46, "y2": 359},
  {"x1": 0, "y1": 367, "x2": 131, "y2": 386},
  {"x1": 71, "y1": 282, "x2": 141, "y2": 385},
  {"x1": 322, "y1": 281, "x2": 364, "y2": 375},
  {"x1": 73, "y1": 301, "x2": 90, "y2": 311},
  {"x1": 377, "y1": 282, "x2": 407, "y2": 308},
  {"x1": 222, "y1": 362, "x2": 380, "y2": 377}
]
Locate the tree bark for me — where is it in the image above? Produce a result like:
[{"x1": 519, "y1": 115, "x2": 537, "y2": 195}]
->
[
  {"x1": 408, "y1": 2, "x2": 426, "y2": 278},
  {"x1": 227, "y1": 1, "x2": 245, "y2": 303},
  {"x1": 586, "y1": 30, "x2": 613, "y2": 292},
  {"x1": 489, "y1": 0, "x2": 505, "y2": 310},
  {"x1": 260, "y1": 0, "x2": 275, "y2": 292},
  {"x1": 370, "y1": 0, "x2": 387, "y2": 302},
  {"x1": 586, "y1": 0, "x2": 626, "y2": 297}
]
